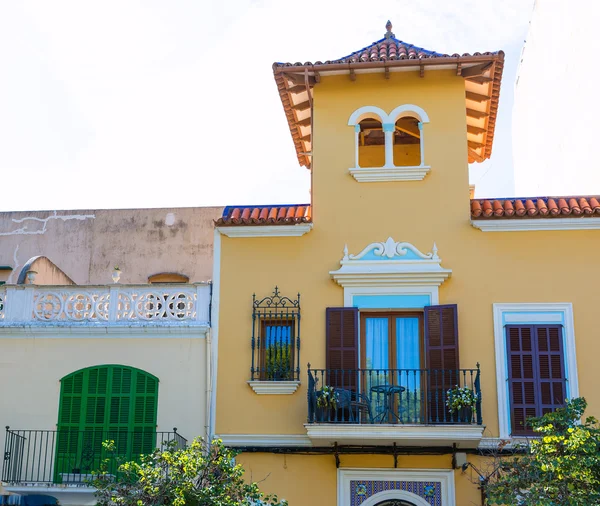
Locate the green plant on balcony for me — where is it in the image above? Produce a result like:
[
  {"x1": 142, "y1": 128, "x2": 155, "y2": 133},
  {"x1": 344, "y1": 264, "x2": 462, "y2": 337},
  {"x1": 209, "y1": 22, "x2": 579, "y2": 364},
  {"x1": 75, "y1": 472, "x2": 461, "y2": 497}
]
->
[
  {"x1": 446, "y1": 385, "x2": 478, "y2": 421},
  {"x1": 316, "y1": 385, "x2": 338, "y2": 410}
]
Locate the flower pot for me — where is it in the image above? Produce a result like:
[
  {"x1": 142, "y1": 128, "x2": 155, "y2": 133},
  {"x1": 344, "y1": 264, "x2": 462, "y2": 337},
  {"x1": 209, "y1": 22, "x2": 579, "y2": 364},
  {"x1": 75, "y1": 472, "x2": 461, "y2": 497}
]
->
[{"x1": 456, "y1": 406, "x2": 473, "y2": 423}]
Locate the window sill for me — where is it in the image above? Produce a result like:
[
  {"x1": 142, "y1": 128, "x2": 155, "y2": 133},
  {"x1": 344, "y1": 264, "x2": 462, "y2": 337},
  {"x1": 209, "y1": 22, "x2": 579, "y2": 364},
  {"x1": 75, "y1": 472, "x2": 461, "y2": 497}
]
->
[
  {"x1": 349, "y1": 165, "x2": 430, "y2": 182},
  {"x1": 247, "y1": 380, "x2": 301, "y2": 395}
]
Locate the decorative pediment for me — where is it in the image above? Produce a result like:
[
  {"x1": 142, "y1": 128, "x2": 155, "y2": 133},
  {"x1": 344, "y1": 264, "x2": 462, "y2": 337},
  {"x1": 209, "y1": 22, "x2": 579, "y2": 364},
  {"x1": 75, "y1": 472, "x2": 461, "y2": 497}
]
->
[{"x1": 330, "y1": 237, "x2": 451, "y2": 287}]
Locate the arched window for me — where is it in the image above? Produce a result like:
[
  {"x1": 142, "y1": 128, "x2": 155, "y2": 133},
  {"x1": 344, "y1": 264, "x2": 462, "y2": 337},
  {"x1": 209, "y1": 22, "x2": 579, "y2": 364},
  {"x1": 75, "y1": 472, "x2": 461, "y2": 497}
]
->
[
  {"x1": 55, "y1": 365, "x2": 159, "y2": 480},
  {"x1": 348, "y1": 105, "x2": 430, "y2": 182},
  {"x1": 393, "y1": 116, "x2": 421, "y2": 167},
  {"x1": 376, "y1": 501, "x2": 417, "y2": 506},
  {"x1": 148, "y1": 272, "x2": 189, "y2": 284},
  {"x1": 358, "y1": 117, "x2": 385, "y2": 168}
]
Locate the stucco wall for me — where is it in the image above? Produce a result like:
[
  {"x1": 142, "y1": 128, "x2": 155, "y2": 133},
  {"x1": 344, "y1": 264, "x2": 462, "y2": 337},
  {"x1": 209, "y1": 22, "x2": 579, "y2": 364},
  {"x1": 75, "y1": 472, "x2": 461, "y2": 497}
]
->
[
  {"x1": 0, "y1": 206, "x2": 222, "y2": 285},
  {"x1": 0, "y1": 333, "x2": 208, "y2": 466}
]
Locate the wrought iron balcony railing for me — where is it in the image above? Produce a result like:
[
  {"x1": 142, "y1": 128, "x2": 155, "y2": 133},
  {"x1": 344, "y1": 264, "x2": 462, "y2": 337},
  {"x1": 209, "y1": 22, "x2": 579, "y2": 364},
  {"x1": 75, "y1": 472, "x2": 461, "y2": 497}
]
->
[
  {"x1": 307, "y1": 366, "x2": 482, "y2": 425},
  {"x1": 0, "y1": 284, "x2": 210, "y2": 326},
  {"x1": 2, "y1": 427, "x2": 187, "y2": 485}
]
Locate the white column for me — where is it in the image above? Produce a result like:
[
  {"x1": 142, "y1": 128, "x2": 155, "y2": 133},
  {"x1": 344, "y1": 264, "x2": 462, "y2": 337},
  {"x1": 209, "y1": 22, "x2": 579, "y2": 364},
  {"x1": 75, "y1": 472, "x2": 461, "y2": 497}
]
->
[
  {"x1": 5, "y1": 286, "x2": 35, "y2": 322},
  {"x1": 418, "y1": 122, "x2": 425, "y2": 166},
  {"x1": 354, "y1": 124, "x2": 360, "y2": 168},
  {"x1": 108, "y1": 286, "x2": 119, "y2": 322},
  {"x1": 383, "y1": 123, "x2": 395, "y2": 167}
]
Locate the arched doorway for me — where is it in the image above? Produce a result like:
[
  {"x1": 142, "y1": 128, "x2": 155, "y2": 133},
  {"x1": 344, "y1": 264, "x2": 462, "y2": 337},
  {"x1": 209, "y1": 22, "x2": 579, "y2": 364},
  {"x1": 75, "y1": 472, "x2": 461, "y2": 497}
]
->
[{"x1": 375, "y1": 501, "x2": 417, "y2": 506}]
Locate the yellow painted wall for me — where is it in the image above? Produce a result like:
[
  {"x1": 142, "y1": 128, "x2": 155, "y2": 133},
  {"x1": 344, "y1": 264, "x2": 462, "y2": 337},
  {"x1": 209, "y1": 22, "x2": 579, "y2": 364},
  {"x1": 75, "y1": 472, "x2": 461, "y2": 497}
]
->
[
  {"x1": 359, "y1": 144, "x2": 420, "y2": 168},
  {"x1": 238, "y1": 453, "x2": 484, "y2": 505},
  {"x1": 216, "y1": 69, "x2": 600, "y2": 502}
]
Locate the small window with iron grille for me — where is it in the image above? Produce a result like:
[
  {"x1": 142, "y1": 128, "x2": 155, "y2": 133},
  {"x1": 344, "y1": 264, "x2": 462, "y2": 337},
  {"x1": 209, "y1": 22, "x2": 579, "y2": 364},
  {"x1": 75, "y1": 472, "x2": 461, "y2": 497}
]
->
[{"x1": 251, "y1": 287, "x2": 300, "y2": 381}]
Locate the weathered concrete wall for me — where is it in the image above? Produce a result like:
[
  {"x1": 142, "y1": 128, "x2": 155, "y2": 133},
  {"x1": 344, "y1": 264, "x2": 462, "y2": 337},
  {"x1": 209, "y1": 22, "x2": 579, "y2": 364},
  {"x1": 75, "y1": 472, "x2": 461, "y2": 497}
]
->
[{"x1": 0, "y1": 207, "x2": 222, "y2": 284}]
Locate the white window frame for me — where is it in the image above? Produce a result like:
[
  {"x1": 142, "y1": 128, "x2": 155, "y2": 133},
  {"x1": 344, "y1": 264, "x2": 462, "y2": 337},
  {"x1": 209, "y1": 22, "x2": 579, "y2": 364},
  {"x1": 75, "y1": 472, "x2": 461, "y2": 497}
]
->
[
  {"x1": 337, "y1": 468, "x2": 455, "y2": 506},
  {"x1": 493, "y1": 303, "x2": 579, "y2": 439},
  {"x1": 348, "y1": 104, "x2": 431, "y2": 182}
]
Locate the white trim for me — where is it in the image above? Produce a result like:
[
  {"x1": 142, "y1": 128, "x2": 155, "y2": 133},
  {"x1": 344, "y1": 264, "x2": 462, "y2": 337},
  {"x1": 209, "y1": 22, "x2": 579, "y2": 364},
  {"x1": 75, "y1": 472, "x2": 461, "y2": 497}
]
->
[
  {"x1": 209, "y1": 229, "x2": 222, "y2": 440},
  {"x1": 347, "y1": 105, "x2": 388, "y2": 125},
  {"x1": 360, "y1": 490, "x2": 431, "y2": 506},
  {"x1": 0, "y1": 325, "x2": 209, "y2": 336},
  {"x1": 388, "y1": 104, "x2": 430, "y2": 123},
  {"x1": 4, "y1": 486, "x2": 97, "y2": 506},
  {"x1": 472, "y1": 218, "x2": 600, "y2": 232},
  {"x1": 305, "y1": 424, "x2": 484, "y2": 448},
  {"x1": 216, "y1": 224, "x2": 313, "y2": 238},
  {"x1": 217, "y1": 434, "x2": 312, "y2": 447},
  {"x1": 338, "y1": 468, "x2": 455, "y2": 506},
  {"x1": 343, "y1": 286, "x2": 439, "y2": 307},
  {"x1": 330, "y1": 238, "x2": 451, "y2": 289},
  {"x1": 493, "y1": 303, "x2": 579, "y2": 439},
  {"x1": 349, "y1": 165, "x2": 430, "y2": 182},
  {"x1": 247, "y1": 380, "x2": 300, "y2": 395}
]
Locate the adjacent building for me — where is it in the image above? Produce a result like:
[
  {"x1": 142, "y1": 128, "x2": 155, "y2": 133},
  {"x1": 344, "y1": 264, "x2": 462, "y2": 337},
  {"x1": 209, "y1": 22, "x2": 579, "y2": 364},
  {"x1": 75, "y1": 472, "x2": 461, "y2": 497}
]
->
[{"x1": 0, "y1": 207, "x2": 219, "y2": 505}]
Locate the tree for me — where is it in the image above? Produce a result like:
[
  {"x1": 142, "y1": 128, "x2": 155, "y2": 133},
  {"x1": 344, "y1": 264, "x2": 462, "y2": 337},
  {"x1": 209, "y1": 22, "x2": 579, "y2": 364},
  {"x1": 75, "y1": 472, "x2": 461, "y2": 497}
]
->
[
  {"x1": 92, "y1": 438, "x2": 286, "y2": 506},
  {"x1": 486, "y1": 397, "x2": 600, "y2": 505}
]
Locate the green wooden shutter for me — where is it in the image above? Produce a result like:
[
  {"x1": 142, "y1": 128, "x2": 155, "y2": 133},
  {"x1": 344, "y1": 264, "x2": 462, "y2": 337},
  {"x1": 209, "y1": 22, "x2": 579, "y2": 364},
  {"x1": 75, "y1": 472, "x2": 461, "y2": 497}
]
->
[{"x1": 56, "y1": 365, "x2": 159, "y2": 482}]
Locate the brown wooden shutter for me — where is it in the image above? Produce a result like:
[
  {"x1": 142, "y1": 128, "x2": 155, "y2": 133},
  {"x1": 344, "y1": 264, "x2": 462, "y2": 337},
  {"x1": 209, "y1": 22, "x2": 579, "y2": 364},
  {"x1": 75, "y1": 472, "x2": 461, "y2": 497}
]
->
[
  {"x1": 424, "y1": 304, "x2": 459, "y2": 423},
  {"x1": 507, "y1": 325, "x2": 538, "y2": 435},
  {"x1": 507, "y1": 325, "x2": 566, "y2": 435},
  {"x1": 326, "y1": 307, "x2": 358, "y2": 390},
  {"x1": 536, "y1": 326, "x2": 566, "y2": 415}
]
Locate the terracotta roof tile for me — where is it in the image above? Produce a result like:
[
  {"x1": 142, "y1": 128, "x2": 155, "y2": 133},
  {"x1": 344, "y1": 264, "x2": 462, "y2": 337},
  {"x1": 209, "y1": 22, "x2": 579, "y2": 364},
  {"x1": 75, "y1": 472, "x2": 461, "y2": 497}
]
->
[
  {"x1": 216, "y1": 204, "x2": 312, "y2": 226},
  {"x1": 273, "y1": 21, "x2": 504, "y2": 168},
  {"x1": 471, "y1": 196, "x2": 600, "y2": 220}
]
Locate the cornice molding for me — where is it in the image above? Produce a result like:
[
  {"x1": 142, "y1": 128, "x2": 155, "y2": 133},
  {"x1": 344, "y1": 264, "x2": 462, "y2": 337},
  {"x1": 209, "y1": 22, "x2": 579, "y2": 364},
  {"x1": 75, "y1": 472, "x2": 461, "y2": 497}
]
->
[
  {"x1": 349, "y1": 165, "x2": 430, "y2": 182},
  {"x1": 0, "y1": 324, "x2": 209, "y2": 337},
  {"x1": 472, "y1": 218, "x2": 600, "y2": 232},
  {"x1": 330, "y1": 238, "x2": 451, "y2": 288},
  {"x1": 216, "y1": 224, "x2": 313, "y2": 238},
  {"x1": 305, "y1": 423, "x2": 484, "y2": 448},
  {"x1": 217, "y1": 434, "x2": 312, "y2": 447},
  {"x1": 247, "y1": 380, "x2": 301, "y2": 395}
]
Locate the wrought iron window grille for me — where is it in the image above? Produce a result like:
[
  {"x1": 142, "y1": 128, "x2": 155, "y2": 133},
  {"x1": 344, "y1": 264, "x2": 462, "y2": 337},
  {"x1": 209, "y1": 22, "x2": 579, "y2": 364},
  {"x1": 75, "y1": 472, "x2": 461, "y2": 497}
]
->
[{"x1": 251, "y1": 287, "x2": 300, "y2": 381}]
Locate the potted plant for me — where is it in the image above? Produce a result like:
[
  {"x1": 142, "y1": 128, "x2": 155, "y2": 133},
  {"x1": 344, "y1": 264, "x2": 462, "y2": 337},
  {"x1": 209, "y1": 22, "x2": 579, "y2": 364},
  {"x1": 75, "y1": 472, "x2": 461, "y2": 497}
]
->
[
  {"x1": 446, "y1": 385, "x2": 478, "y2": 423},
  {"x1": 315, "y1": 385, "x2": 338, "y2": 421}
]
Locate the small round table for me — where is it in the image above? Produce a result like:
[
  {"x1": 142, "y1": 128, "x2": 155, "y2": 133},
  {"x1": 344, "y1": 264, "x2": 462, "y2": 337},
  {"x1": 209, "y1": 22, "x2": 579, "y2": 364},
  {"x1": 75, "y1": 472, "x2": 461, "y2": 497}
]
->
[{"x1": 370, "y1": 384, "x2": 406, "y2": 423}]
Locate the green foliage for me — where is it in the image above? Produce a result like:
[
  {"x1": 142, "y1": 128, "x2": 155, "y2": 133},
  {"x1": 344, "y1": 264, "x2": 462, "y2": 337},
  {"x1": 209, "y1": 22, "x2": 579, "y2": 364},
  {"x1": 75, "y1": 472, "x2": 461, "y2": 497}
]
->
[
  {"x1": 92, "y1": 438, "x2": 287, "y2": 506},
  {"x1": 486, "y1": 398, "x2": 600, "y2": 505},
  {"x1": 446, "y1": 385, "x2": 478, "y2": 413},
  {"x1": 264, "y1": 343, "x2": 292, "y2": 380},
  {"x1": 316, "y1": 385, "x2": 338, "y2": 409}
]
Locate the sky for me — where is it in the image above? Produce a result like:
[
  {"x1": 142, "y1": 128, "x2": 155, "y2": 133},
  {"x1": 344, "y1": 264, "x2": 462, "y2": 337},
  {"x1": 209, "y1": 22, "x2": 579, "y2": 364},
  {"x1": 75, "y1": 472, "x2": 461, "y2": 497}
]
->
[{"x1": 0, "y1": 0, "x2": 534, "y2": 212}]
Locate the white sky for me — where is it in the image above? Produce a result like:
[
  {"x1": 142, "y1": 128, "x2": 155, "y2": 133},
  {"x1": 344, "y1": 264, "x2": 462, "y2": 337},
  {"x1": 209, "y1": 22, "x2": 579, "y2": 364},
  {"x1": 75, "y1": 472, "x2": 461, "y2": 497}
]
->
[{"x1": 0, "y1": 0, "x2": 534, "y2": 212}]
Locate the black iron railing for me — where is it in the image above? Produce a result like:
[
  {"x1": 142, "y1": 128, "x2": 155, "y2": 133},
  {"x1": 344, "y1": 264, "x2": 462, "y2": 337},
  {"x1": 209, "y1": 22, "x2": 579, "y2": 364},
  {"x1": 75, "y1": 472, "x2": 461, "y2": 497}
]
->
[
  {"x1": 2, "y1": 427, "x2": 187, "y2": 485},
  {"x1": 307, "y1": 366, "x2": 482, "y2": 425}
]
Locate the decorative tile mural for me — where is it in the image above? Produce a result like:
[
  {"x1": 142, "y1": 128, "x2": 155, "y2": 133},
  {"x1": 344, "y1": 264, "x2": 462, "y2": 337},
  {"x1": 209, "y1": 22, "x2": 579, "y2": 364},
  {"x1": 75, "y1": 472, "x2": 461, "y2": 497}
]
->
[{"x1": 350, "y1": 479, "x2": 441, "y2": 506}]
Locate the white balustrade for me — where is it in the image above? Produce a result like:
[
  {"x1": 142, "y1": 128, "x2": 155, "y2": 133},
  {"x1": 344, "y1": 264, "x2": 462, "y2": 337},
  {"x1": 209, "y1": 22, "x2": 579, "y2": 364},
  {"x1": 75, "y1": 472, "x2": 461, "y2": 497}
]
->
[{"x1": 0, "y1": 284, "x2": 210, "y2": 325}]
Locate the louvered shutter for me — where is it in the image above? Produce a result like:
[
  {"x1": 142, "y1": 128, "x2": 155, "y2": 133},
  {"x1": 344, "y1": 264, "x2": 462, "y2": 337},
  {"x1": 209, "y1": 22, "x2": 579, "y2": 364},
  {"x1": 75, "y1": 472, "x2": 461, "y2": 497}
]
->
[
  {"x1": 326, "y1": 307, "x2": 359, "y2": 390},
  {"x1": 507, "y1": 325, "x2": 566, "y2": 435},
  {"x1": 56, "y1": 371, "x2": 85, "y2": 478},
  {"x1": 424, "y1": 304, "x2": 459, "y2": 423},
  {"x1": 131, "y1": 371, "x2": 159, "y2": 457},
  {"x1": 107, "y1": 366, "x2": 133, "y2": 458},
  {"x1": 536, "y1": 326, "x2": 566, "y2": 415}
]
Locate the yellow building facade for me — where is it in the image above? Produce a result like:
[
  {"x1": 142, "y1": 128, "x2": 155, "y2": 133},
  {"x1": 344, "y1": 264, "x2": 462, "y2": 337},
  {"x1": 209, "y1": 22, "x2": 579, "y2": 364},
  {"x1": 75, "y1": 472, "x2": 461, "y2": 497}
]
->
[{"x1": 212, "y1": 22, "x2": 600, "y2": 506}]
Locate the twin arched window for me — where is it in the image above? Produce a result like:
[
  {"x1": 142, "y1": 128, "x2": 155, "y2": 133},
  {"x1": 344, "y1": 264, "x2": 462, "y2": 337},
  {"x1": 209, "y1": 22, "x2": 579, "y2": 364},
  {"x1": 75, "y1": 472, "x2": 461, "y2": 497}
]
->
[{"x1": 348, "y1": 105, "x2": 430, "y2": 175}]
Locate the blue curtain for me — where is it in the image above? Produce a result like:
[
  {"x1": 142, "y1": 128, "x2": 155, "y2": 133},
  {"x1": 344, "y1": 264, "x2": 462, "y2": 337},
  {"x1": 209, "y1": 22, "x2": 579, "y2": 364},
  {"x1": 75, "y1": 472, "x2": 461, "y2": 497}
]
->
[{"x1": 365, "y1": 317, "x2": 388, "y2": 370}]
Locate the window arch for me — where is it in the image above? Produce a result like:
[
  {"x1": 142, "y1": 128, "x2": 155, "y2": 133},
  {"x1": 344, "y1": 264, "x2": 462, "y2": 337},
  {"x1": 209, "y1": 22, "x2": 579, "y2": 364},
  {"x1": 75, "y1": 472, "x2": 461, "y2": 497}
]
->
[
  {"x1": 348, "y1": 105, "x2": 431, "y2": 181},
  {"x1": 148, "y1": 272, "x2": 189, "y2": 284},
  {"x1": 56, "y1": 365, "x2": 159, "y2": 479}
]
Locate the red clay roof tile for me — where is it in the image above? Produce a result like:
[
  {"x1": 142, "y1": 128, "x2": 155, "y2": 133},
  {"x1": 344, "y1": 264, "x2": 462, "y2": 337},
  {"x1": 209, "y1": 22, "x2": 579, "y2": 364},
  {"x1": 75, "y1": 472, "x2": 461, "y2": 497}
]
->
[
  {"x1": 471, "y1": 196, "x2": 600, "y2": 220},
  {"x1": 216, "y1": 205, "x2": 312, "y2": 227}
]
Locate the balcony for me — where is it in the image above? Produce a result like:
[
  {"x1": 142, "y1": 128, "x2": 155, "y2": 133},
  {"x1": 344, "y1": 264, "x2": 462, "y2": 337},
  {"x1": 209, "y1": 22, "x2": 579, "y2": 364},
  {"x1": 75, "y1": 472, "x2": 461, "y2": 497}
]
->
[
  {"x1": 2, "y1": 428, "x2": 187, "y2": 502},
  {"x1": 0, "y1": 284, "x2": 210, "y2": 330},
  {"x1": 306, "y1": 367, "x2": 484, "y2": 448}
]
